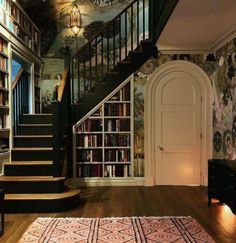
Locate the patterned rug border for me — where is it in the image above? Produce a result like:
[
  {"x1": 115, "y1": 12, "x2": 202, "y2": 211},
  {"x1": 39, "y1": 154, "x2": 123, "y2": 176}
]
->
[
  {"x1": 36, "y1": 215, "x2": 193, "y2": 220},
  {"x1": 19, "y1": 215, "x2": 215, "y2": 243}
]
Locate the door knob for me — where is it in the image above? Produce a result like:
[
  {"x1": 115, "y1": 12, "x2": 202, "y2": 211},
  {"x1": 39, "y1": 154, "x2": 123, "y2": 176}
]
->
[{"x1": 158, "y1": 146, "x2": 164, "y2": 151}]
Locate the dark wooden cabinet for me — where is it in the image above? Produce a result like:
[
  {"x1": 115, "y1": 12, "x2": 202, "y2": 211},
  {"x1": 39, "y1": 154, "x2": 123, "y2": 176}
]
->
[{"x1": 208, "y1": 159, "x2": 236, "y2": 214}]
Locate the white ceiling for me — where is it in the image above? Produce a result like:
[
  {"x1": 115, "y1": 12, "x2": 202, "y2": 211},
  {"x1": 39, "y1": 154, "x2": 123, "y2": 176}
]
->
[{"x1": 157, "y1": 0, "x2": 236, "y2": 52}]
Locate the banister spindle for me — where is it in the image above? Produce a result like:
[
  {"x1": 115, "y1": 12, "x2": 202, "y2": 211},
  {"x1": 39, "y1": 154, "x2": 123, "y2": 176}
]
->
[
  {"x1": 143, "y1": 0, "x2": 145, "y2": 40},
  {"x1": 119, "y1": 16, "x2": 121, "y2": 62},
  {"x1": 107, "y1": 27, "x2": 110, "y2": 72},
  {"x1": 113, "y1": 20, "x2": 116, "y2": 69},
  {"x1": 131, "y1": 4, "x2": 134, "y2": 51}
]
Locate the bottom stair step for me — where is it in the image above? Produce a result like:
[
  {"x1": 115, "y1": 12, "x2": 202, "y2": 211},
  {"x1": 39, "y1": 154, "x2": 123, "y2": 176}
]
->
[
  {"x1": 4, "y1": 188, "x2": 81, "y2": 213},
  {"x1": 0, "y1": 176, "x2": 65, "y2": 193}
]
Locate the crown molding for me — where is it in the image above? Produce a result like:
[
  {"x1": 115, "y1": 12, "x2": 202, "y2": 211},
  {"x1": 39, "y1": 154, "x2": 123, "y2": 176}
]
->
[{"x1": 157, "y1": 29, "x2": 236, "y2": 54}]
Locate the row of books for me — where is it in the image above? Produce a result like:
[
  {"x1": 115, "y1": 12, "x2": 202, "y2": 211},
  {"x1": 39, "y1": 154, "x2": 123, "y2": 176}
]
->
[
  {"x1": 104, "y1": 103, "x2": 130, "y2": 117},
  {"x1": 11, "y1": 4, "x2": 32, "y2": 34},
  {"x1": 78, "y1": 149, "x2": 103, "y2": 162},
  {"x1": 77, "y1": 119, "x2": 103, "y2": 132},
  {"x1": 0, "y1": 56, "x2": 6, "y2": 70},
  {"x1": 76, "y1": 164, "x2": 103, "y2": 177},
  {"x1": 105, "y1": 149, "x2": 130, "y2": 162},
  {"x1": 0, "y1": 38, "x2": 7, "y2": 54},
  {"x1": 76, "y1": 164, "x2": 131, "y2": 177},
  {"x1": 77, "y1": 134, "x2": 103, "y2": 147},
  {"x1": 109, "y1": 84, "x2": 130, "y2": 101},
  {"x1": 104, "y1": 134, "x2": 130, "y2": 147},
  {"x1": 105, "y1": 119, "x2": 130, "y2": 132},
  {"x1": 0, "y1": 115, "x2": 6, "y2": 129},
  {"x1": 104, "y1": 165, "x2": 131, "y2": 177},
  {"x1": 8, "y1": 19, "x2": 33, "y2": 48},
  {"x1": 0, "y1": 73, "x2": 7, "y2": 87},
  {"x1": 0, "y1": 91, "x2": 7, "y2": 105}
]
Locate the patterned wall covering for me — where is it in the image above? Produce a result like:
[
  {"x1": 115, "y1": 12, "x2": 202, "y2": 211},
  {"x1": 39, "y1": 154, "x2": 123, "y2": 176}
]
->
[
  {"x1": 133, "y1": 38, "x2": 236, "y2": 176},
  {"x1": 39, "y1": 0, "x2": 133, "y2": 111}
]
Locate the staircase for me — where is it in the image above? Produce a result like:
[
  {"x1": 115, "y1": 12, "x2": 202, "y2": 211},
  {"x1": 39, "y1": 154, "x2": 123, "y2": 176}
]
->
[
  {"x1": 1, "y1": 114, "x2": 80, "y2": 213},
  {"x1": 71, "y1": 0, "x2": 179, "y2": 122},
  {"x1": 0, "y1": 0, "x2": 178, "y2": 212}
]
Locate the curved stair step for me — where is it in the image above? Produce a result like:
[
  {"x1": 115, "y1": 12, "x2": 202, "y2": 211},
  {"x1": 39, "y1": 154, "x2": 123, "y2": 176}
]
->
[{"x1": 4, "y1": 188, "x2": 81, "y2": 213}]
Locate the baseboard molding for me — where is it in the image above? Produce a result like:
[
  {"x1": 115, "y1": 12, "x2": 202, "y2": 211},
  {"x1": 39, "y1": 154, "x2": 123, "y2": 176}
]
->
[{"x1": 67, "y1": 177, "x2": 145, "y2": 187}]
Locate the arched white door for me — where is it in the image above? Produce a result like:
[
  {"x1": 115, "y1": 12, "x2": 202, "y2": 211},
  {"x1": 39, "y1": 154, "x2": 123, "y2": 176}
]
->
[
  {"x1": 144, "y1": 61, "x2": 213, "y2": 187},
  {"x1": 155, "y1": 71, "x2": 202, "y2": 185}
]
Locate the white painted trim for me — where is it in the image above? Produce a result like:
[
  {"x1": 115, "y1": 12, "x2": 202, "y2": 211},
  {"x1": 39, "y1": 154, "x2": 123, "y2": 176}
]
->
[
  {"x1": 67, "y1": 177, "x2": 145, "y2": 187},
  {"x1": 158, "y1": 29, "x2": 236, "y2": 54},
  {"x1": 144, "y1": 60, "x2": 212, "y2": 186}
]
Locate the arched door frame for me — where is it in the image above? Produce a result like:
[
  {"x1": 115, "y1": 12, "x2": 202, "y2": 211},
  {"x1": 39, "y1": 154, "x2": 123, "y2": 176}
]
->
[{"x1": 144, "y1": 60, "x2": 213, "y2": 186}]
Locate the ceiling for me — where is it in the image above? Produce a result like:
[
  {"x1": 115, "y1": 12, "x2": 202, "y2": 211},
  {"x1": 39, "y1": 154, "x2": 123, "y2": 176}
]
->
[{"x1": 157, "y1": 0, "x2": 236, "y2": 52}]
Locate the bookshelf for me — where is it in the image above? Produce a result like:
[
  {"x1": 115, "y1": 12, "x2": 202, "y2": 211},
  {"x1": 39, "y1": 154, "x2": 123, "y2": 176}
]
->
[
  {"x1": 0, "y1": 0, "x2": 40, "y2": 55},
  {"x1": 73, "y1": 79, "x2": 133, "y2": 179},
  {"x1": 0, "y1": 35, "x2": 9, "y2": 157}
]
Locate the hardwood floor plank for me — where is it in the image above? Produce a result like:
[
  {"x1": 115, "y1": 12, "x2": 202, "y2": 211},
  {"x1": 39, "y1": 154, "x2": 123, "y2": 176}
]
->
[{"x1": 1, "y1": 186, "x2": 236, "y2": 243}]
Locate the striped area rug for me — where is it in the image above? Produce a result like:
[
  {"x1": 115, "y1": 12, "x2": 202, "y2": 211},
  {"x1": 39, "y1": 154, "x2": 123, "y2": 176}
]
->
[{"x1": 18, "y1": 216, "x2": 215, "y2": 242}]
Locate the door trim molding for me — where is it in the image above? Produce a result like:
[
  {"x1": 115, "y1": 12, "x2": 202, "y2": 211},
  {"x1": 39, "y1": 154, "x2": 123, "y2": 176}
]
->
[{"x1": 144, "y1": 60, "x2": 212, "y2": 186}]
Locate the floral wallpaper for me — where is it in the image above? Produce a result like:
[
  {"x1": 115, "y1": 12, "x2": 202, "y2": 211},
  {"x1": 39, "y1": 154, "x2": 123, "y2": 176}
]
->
[{"x1": 133, "y1": 37, "x2": 236, "y2": 176}]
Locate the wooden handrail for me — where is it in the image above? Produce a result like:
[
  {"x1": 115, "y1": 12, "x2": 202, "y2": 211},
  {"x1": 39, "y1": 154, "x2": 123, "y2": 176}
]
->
[
  {"x1": 12, "y1": 68, "x2": 24, "y2": 90},
  {"x1": 57, "y1": 69, "x2": 69, "y2": 102}
]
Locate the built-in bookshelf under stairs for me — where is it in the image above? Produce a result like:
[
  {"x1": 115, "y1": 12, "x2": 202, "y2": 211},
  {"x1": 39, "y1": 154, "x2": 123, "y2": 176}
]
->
[{"x1": 0, "y1": 113, "x2": 80, "y2": 213}]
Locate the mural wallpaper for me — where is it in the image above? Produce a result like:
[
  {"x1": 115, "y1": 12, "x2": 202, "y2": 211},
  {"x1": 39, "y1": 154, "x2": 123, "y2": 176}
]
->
[
  {"x1": 19, "y1": 0, "x2": 133, "y2": 111},
  {"x1": 133, "y1": 37, "x2": 236, "y2": 176},
  {"x1": 19, "y1": 1, "x2": 236, "y2": 176}
]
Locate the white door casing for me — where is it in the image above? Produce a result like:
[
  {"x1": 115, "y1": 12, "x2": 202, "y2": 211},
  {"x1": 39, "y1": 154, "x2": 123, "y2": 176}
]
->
[{"x1": 144, "y1": 60, "x2": 212, "y2": 186}]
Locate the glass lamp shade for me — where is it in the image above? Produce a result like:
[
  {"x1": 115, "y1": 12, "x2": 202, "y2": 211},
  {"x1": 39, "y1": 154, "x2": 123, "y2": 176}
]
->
[{"x1": 70, "y1": 5, "x2": 82, "y2": 36}]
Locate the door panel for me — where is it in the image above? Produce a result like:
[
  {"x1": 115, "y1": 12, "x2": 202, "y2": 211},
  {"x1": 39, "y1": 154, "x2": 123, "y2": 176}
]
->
[{"x1": 155, "y1": 72, "x2": 201, "y2": 185}]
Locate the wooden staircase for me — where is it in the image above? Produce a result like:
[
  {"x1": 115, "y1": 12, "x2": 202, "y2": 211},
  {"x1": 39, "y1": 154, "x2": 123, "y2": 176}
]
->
[
  {"x1": 71, "y1": 0, "x2": 179, "y2": 122},
  {"x1": 1, "y1": 114, "x2": 80, "y2": 213}
]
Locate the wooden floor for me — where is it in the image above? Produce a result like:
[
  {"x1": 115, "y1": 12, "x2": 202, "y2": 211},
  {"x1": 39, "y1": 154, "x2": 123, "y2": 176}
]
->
[{"x1": 1, "y1": 186, "x2": 236, "y2": 243}]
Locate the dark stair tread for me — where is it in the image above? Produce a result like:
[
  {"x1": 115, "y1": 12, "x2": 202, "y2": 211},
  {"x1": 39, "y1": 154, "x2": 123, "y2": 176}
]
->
[
  {"x1": 12, "y1": 147, "x2": 53, "y2": 151},
  {"x1": 22, "y1": 113, "x2": 52, "y2": 116},
  {"x1": 18, "y1": 124, "x2": 52, "y2": 126},
  {"x1": 5, "y1": 188, "x2": 81, "y2": 200},
  {"x1": 0, "y1": 176, "x2": 65, "y2": 181},
  {"x1": 14, "y1": 135, "x2": 53, "y2": 138},
  {"x1": 5, "y1": 161, "x2": 53, "y2": 165}
]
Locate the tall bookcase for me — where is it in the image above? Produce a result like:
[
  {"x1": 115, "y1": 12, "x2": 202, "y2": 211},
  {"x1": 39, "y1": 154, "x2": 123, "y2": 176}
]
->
[
  {"x1": 73, "y1": 78, "x2": 133, "y2": 180},
  {"x1": 0, "y1": 0, "x2": 40, "y2": 55},
  {"x1": 0, "y1": 35, "x2": 9, "y2": 162}
]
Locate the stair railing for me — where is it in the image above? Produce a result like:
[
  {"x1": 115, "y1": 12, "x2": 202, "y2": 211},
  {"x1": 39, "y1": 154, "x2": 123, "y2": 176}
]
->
[
  {"x1": 71, "y1": 0, "x2": 151, "y2": 102},
  {"x1": 71, "y1": 0, "x2": 178, "y2": 103},
  {"x1": 52, "y1": 69, "x2": 72, "y2": 177},
  {"x1": 12, "y1": 68, "x2": 30, "y2": 135}
]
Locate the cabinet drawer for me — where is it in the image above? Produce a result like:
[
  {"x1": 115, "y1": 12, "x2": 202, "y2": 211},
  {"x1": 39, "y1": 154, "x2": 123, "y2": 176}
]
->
[{"x1": 229, "y1": 173, "x2": 236, "y2": 184}]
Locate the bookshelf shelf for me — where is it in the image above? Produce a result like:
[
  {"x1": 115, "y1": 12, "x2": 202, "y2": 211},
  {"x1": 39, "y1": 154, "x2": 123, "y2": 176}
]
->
[{"x1": 74, "y1": 79, "x2": 133, "y2": 179}]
